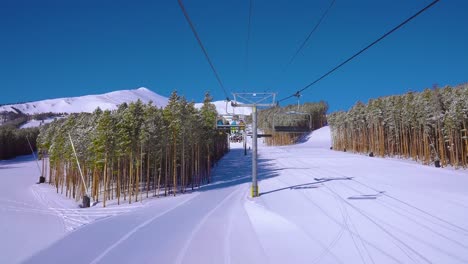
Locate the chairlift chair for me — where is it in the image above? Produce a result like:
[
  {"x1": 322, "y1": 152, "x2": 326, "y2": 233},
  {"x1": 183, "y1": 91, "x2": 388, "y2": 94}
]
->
[
  {"x1": 272, "y1": 110, "x2": 311, "y2": 133},
  {"x1": 272, "y1": 92, "x2": 311, "y2": 133}
]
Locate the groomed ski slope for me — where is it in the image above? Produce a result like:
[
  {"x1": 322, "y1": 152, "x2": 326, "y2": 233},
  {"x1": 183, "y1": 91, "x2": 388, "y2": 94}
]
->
[{"x1": 1, "y1": 126, "x2": 468, "y2": 263}]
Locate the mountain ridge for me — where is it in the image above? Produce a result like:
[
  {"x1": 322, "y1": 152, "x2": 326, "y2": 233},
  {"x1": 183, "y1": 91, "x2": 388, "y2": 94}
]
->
[
  {"x1": 0, "y1": 87, "x2": 253, "y2": 117},
  {"x1": 0, "y1": 87, "x2": 168, "y2": 114}
]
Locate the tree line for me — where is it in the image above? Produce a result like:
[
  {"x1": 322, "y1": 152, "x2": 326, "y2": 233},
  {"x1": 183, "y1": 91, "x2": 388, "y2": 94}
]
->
[
  {"x1": 258, "y1": 101, "x2": 329, "y2": 145},
  {"x1": 0, "y1": 112, "x2": 65, "y2": 160},
  {"x1": 0, "y1": 126, "x2": 39, "y2": 160},
  {"x1": 37, "y1": 92, "x2": 229, "y2": 206},
  {"x1": 328, "y1": 84, "x2": 468, "y2": 168}
]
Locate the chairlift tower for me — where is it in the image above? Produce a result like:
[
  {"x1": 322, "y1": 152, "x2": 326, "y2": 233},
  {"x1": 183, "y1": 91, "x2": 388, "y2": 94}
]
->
[{"x1": 232, "y1": 92, "x2": 276, "y2": 197}]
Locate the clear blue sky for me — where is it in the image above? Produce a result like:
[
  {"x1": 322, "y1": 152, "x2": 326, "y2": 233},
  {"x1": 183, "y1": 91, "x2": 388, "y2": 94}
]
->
[{"x1": 1, "y1": 0, "x2": 467, "y2": 112}]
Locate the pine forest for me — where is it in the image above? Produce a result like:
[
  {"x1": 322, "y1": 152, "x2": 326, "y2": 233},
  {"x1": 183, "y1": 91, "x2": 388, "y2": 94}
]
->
[
  {"x1": 328, "y1": 84, "x2": 468, "y2": 168},
  {"x1": 36, "y1": 92, "x2": 229, "y2": 207}
]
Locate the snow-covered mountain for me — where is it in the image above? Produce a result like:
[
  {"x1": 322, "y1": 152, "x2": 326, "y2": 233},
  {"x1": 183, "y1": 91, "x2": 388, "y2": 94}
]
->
[
  {"x1": 1, "y1": 87, "x2": 252, "y2": 117},
  {"x1": 0, "y1": 87, "x2": 169, "y2": 114}
]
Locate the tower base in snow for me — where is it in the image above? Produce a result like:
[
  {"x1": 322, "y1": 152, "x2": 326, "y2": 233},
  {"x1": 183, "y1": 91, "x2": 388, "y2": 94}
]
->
[
  {"x1": 82, "y1": 195, "x2": 91, "y2": 208},
  {"x1": 39, "y1": 176, "x2": 45, "y2": 183}
]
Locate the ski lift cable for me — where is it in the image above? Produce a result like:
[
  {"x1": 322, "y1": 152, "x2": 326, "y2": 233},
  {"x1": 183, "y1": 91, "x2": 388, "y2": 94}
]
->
[
  {"x1": 287, "y1": 0, "x2": 336, "y2": 67},
  {"x1": 278, "y1": 0, "x2": 441, "y2": 103},
  {"x1": 177, "y1": 0, "x2": 231, "y2": 101}
]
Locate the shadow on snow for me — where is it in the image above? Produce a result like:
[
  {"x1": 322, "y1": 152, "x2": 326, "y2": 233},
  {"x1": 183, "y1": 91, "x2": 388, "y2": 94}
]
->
[
  {"x1": 259, "y1": 177, "x2": 353, "y2": 196},
  {"x1": 196, "y1": 148, "x2": 280, "y2": 193}
]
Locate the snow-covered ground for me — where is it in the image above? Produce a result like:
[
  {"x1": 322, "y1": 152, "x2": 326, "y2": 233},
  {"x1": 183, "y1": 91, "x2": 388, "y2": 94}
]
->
[
  {"x1": 0, "y1": 155, "x2": 148, "y2": 263},
  {"x1": 1, "y1": 126, "x2": 468, "y2": 264}
]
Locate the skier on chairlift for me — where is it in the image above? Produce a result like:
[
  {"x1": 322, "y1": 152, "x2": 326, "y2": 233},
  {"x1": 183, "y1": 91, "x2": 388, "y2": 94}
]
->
[{"x1": 239, "y1": 120, "x2": 245, "y2": 131}]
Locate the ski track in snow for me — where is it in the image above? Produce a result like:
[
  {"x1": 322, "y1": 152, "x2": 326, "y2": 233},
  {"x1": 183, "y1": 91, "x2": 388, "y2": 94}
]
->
[
  {"x1": 272, "y1": 170, "x2": 408, "y2": 263},
  {"x1": 223, "y1": 188, "x2": 242, "y2": 264},
  {"x1": 264, "y1": 177, "x2": 346, "y2": 264},
  {"x1": 0, "y1": 180, "x2": 142, "y2": 232},
  {"x1": 30, "y1": 184, "x2": 143, "y2": 232},
  {"x1": 89, "y1": 193, "x2": 198, "y2": 264},
  {"x1": 175, "y1": 187, "x2": 242, "y2": 264}
]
